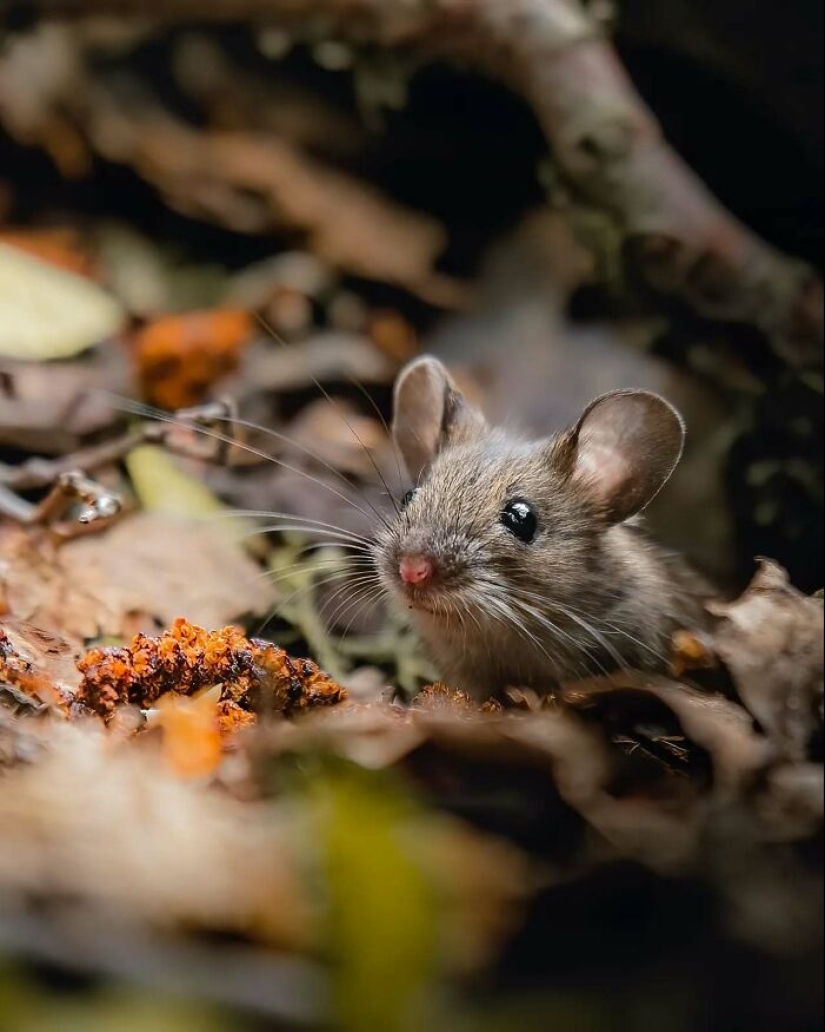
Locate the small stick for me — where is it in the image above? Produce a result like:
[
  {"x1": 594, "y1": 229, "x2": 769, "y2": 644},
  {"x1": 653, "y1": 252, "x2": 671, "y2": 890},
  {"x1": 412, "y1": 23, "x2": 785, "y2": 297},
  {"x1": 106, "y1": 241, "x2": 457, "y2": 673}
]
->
[
  {"x1": 0, "y1": 401, "x2": 245, "y2": 538},
  {"x1": 0, "y1": 472, "x2": 123, "y2": 541}
]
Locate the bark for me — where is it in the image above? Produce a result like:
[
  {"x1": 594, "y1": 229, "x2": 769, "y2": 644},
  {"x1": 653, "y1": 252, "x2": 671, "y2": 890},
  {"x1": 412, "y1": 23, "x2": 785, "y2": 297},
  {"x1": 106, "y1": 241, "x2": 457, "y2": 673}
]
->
[{"x1": 17, "y1": 0, "x2": 824, "y2": 363}]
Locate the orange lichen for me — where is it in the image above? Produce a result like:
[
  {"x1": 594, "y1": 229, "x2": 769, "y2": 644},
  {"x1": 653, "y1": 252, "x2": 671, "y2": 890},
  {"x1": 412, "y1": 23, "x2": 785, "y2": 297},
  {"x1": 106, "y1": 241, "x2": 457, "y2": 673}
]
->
[
  {"x1": 134, "y1": 308, "x2": 255, "y2": 409},
  {"x1": 75, "y1": 618, "x2": 346, "y2": 723}
]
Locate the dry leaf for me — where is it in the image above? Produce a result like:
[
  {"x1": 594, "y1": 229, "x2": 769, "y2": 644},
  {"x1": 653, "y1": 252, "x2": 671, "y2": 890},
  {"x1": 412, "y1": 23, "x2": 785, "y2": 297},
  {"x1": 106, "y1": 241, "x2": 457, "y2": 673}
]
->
[
  {"x1": 709, "y1": 561, "x2": 824, "y2": 761},
  {"x1": 0, "y1": 243, "x2": 126, "y2": 361},
  {"x1": 134, "y1": 308, "x2": 255, "y2": 409},
  {"x1": 0, "y1": 514, "x2": 276, "y2": 644},
  {"x1": 154, "y1": 686, "x2": 224, "y2": 780},
  {"x1": 0, "y1": 344, "x2": 131, "y2": 452}
]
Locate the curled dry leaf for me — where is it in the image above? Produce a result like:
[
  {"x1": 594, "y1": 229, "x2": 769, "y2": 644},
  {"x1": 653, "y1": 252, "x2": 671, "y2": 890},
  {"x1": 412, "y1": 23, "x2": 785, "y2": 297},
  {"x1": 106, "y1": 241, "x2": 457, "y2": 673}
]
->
[
  {"x1": 561, "y1": 673, "x2": 773, "y2": 801},
  {"x1": 708, "y1": 560, "x2": 824, "y2": 762},
  {"x1": 0, "y1": 513, "x2": 276, "y2": 644}
]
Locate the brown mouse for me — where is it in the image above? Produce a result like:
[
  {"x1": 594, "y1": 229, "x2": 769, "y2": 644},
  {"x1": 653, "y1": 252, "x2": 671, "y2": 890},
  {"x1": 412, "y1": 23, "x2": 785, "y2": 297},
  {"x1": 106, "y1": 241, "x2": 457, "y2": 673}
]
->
[{"x1": 375, "y1": 356, "x2": 713, "y2": 700}]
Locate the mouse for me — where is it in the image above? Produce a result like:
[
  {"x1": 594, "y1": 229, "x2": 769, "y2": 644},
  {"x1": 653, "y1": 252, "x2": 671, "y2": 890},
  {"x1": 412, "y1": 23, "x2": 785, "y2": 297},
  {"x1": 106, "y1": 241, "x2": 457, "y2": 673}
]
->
[{"x1": 374, "y1": 356, "x2": 714, "y2": 700}]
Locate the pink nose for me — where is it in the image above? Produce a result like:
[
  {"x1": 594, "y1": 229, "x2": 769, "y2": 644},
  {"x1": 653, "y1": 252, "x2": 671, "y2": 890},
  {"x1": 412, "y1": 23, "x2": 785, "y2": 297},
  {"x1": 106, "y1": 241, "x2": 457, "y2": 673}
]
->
[{"x1": 399, "y1": 555, "x2": 435, "y2": 587}]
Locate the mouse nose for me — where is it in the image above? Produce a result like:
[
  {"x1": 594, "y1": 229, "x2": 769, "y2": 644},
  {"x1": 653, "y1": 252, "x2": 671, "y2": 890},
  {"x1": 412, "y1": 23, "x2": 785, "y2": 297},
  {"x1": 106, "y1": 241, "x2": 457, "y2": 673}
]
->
[{"x1": 399, "y1": 554, "x2": 435, "y2": 588}]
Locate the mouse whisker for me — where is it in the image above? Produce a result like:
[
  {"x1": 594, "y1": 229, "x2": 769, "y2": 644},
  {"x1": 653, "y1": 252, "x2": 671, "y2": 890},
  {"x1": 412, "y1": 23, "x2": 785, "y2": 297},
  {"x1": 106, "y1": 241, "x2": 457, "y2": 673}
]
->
[
  {"x1": 323, "y1": 581, "x2": 385, "y2": 639},
  {"x1": 256, "y1": 314, "x2": 403, "y2": 521},
  {"x1": 250, "y1": 556, "x2": 372, "y2": 590},
  {"x1": 245, "y1": 523, "x2": 375, "y2": 552},
  {"x1": 213, "y1": 510, "x2": 374, "y2": 546},
  {"x1": 514, "y1": 591, "x2": 627, "y2": 673},
  {"x1": 102, "y1": 393, "x2": 394, "y2": 532},
  {"x1": 337, "y1": 583, "x2": 388, "y2": 643},
  {"x1": 509, "y1": 585, "x2": 668, "y2": 669},
  {"x1": 255, "y1": 566, "x2": 370, "y2": 637},
  {"x1": 477, "y1": 591, "x2": 566, "y2": 678}
]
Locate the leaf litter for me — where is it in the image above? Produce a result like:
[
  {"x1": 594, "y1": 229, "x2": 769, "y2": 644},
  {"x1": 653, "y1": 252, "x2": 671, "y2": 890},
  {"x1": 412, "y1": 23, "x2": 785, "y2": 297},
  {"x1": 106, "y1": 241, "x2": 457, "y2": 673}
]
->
[
  {"x1": 0, "y1": 36, "x2": 822, "y2": 1026},
  {"x1": 1, "y1": 300, "x2": 823, "y2": 1029}
]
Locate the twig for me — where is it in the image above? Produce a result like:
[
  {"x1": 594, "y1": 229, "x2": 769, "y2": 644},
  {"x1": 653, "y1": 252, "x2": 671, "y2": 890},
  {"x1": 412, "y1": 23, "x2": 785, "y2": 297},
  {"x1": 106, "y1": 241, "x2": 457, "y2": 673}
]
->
[
  {"x1": 0, "y1": 473, "x2": 123, "y2": 540},
  {"x1": 0, "y1": 402, "x2": 244, "y2": 537},
  {"x1": 15, "y1": 0, "x2": 823, "y2": 363}
]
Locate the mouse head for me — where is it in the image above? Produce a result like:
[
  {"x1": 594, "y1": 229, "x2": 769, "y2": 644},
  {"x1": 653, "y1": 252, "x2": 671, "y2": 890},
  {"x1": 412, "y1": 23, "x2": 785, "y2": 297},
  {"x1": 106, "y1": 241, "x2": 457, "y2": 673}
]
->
[{"x1": 377, "y1": 356, "x2": 685, "y2": 624}]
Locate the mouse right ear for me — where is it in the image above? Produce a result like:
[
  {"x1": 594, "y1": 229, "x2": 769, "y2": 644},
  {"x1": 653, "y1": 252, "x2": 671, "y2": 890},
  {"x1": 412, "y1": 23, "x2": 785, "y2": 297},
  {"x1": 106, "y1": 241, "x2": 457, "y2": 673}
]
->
[{"x1": 392, "y1": 356, "x2": 486, "y2": 482}]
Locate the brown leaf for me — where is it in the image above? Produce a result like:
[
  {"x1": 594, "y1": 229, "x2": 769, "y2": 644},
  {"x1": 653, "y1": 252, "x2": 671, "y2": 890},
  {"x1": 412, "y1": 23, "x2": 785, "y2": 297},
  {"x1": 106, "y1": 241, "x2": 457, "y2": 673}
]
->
[
  {"x1": 0, "y1": 722, "x2": 314, "y2": 949},
  {"x1": 0, "y1": 513, "x2": 276, "y2": 644},
  {"x1": 562, "y1": 673, "x2": 772, "y2": 800},
  {"x1": 709, "y1": 560, "x2": 824, "y2": 761},
  {"x1": 0, "y1": 345, "x2": 131, "y2": 453},
  {"x1": 86, "y1": 100, "x2": 468, "y2": 307},
  {"x1": 0, "y1": 619, "x2": 80, "y2": 709}
]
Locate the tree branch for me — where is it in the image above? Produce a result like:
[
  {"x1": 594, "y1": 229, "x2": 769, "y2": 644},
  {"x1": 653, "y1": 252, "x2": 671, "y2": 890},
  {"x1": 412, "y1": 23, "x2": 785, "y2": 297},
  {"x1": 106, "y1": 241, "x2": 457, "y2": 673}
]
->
[{"x1": 16, "y1": 0, "x2": 824, "y2": 363}]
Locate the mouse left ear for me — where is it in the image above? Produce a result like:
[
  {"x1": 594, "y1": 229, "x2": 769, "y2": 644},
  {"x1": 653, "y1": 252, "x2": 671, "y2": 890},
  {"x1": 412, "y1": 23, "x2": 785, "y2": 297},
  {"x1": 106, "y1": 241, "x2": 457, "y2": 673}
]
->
[
  {"x1": 392, "y1": 356, "x2": 486, "y2": 483},
  {"x1": 565, "y1": 390, "x2": 685, "y2": 524}
]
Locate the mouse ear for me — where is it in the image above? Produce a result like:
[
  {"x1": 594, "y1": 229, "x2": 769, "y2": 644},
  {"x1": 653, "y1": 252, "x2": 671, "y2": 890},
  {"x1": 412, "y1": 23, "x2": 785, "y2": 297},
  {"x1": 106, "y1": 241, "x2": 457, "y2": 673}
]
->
[
  {"x1": 392, "y1": 356, "x2": 486, "y2": 482},
  {"x1": 566, "y1": 390, "x2": 685, "y2": 524}
]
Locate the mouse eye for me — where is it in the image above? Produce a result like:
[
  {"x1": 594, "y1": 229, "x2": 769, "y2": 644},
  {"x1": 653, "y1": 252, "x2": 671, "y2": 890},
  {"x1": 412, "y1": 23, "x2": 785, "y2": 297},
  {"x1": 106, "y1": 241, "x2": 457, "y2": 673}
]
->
[
  {"x1": 401, "y1": 489, "x2": 418, "y2": 510},
  {"x1": 501, "y1": 500, "x2": 538, "y2": 543}
]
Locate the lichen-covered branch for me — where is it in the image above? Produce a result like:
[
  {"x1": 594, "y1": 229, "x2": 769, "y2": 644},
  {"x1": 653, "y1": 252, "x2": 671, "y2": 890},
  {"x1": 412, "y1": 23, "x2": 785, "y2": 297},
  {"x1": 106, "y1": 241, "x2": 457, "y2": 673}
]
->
[{"x1": 17, "y1": 0, "x2": 824, "y2": 362}]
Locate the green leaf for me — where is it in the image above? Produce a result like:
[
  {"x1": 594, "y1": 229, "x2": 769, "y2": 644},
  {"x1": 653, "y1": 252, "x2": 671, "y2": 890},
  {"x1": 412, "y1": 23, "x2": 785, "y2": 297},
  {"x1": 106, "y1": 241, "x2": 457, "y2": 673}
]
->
[
  {"x1": 306, "y1": 761, "x2": 440, "y2": 1032},
  {"x1": 0, "y1": 244, "x2": 126, "y2": 361}
]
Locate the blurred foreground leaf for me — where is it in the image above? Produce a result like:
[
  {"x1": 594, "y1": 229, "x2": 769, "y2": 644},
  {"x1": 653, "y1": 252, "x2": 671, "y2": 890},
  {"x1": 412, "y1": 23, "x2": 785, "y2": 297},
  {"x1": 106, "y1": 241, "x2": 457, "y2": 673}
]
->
[
  {"x1": 0, "y1": 971, "x2": 232, "y2": 1032},
  {"x1": 0, "y1": 243, "x2": 125, "y2": 361},
  {"x1": 308, "y1": 762, "x2": 440, "y2": 1032}
]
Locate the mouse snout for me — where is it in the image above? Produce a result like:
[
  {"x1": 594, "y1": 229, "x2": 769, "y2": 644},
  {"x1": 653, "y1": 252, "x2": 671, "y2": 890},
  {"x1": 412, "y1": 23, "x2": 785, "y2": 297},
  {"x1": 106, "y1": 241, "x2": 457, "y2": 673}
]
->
[{"x1": 399, "y1": 554, "x2": 436, "y2": 588}]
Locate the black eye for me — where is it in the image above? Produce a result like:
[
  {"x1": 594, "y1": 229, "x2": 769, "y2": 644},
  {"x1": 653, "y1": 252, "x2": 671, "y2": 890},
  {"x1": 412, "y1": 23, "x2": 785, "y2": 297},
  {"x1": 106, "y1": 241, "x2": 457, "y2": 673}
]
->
[
  {"x1": 401, "y1": 489, "x2": 418, "y2": 510},
  {"x1": 500, "y1": 500, "x2": 538, "y2": 543}
]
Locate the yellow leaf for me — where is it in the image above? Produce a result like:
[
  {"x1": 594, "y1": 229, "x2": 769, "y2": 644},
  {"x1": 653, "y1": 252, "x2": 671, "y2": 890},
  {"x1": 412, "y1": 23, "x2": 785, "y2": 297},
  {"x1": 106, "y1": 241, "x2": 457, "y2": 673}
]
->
[
  {"x1": 308, "y1": 762, "x2": 440, "y2": 1032},
  {"x1": 0, "y1": 243, "x2": 125, "y2": 361},
  {"x1": 127, "y1": 445, "x2": 226, "y2": 518}
]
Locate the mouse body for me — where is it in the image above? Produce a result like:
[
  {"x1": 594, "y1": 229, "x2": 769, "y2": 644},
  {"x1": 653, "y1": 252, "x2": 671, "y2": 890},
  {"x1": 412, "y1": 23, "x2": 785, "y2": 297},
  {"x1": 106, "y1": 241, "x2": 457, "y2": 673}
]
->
[{"x1": 375, "y1": 357, "x2": 712, "y2": 699}]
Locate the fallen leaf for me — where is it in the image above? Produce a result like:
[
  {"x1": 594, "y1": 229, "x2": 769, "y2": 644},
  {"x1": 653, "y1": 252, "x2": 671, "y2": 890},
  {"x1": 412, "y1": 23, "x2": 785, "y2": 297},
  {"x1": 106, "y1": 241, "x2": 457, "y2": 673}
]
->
[
  {"x1": 0, "y1": 722, "x2": 313, "y2": 948},
  {"x1": 0, "y1": 620, "x2": 80, "y2": 709},
  {"x1": 562, "y1": 673, "x2": 772, "y2": 800},
  {"x1": 0, "y1": 344, "x2": 132, "y2": 453},
  {"x1": 709, "y1": 561, "x2": 824, "y2": 761},
  {"x1": 134, "y1": 308, "x2": 254, "y2": 409},
  {"x1": 0, "y1": 513, "x2": 276, "y2": 644},
  {"x1": 0, "y1": 228, "x2": 96, "y2": 279},
  {"x1": 0, "y1": 243, "x2": 126, "y2": 361},
  {"x1": 155, "y1": 686, "x2": 224, "y2": 779},
  {"x1": 126, "y1": 445, "x2": 256, "y2": 548},
  {"x1": 86, "y1": 103, "x2": 468, "y2": 307}
]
